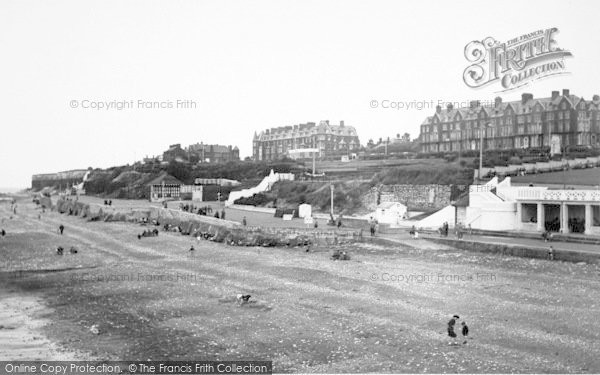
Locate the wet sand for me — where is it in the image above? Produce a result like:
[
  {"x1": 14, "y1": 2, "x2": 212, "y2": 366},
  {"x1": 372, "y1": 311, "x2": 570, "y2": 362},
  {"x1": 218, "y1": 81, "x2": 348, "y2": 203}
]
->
[{"x1": 0, "y1": 289, "x2": 90, "y2": 361}]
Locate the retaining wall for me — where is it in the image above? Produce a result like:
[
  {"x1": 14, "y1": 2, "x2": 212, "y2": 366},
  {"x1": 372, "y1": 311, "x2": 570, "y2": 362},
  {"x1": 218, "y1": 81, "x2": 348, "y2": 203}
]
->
[
  {"x1": 54, "y1": 199, "x2": 359, "y2": 247},
  {"x1": 425, "y1": 237, "x2": 600, "y2": 264}
]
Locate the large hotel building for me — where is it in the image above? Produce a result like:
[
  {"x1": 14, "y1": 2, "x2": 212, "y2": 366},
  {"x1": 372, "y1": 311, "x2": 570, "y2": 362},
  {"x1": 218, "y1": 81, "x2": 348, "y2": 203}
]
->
[
  {"x1": 419, "y1": 89, "x2": 600, "y2": 154},
  {"x1": 253, "y1": 120, "x2": 360, "y2": 161}
]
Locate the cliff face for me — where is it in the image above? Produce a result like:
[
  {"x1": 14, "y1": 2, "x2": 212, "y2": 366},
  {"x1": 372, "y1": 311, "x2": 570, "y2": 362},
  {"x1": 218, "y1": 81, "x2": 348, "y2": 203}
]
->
[
  {"x1": 31, "y1": 170, "x2": 89, "y2": 190},
  {"x1": 83, "y1": 170, "x2": 154, "y2": 199}
]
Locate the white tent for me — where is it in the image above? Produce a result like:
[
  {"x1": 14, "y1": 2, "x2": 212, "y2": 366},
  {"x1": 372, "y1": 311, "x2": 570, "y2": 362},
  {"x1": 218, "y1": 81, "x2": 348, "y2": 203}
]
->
[{"x1": 375, "y1": 202, "x2": 407, "y2": 225}]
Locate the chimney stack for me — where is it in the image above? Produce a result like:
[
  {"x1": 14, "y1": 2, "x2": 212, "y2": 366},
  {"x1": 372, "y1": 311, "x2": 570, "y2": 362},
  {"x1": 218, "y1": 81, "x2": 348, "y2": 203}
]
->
[
  {"x1": 562, "y1": 89, "x2": 570, "y2": 97},
  {"x1": 446, "y1": 103, "x2": 454, "y2": 111},
  {"x1": 340, "y1": 120, "x2": 345, "y2": 127},
  {"x1": 551, "y1": 91, "x2": 560, "y2": 100},
  {"x1": 495, "y1": 96, "x2": 502, "y2": 107},
  {"x1": 593, "y1": 95, "x2": 600, "y2": 102},
  {"x1": 521, "y1": 93, "x2": 533, "y2": 104},
  {"x1": 436, "y1": 105, "x2": 442, "y2": 114}
]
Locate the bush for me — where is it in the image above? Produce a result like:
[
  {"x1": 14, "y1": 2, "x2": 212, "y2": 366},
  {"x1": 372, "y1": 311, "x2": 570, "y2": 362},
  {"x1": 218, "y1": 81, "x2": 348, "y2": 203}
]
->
[{"x1": 234, "y1": 193, "x2": 271, "y2": 206}]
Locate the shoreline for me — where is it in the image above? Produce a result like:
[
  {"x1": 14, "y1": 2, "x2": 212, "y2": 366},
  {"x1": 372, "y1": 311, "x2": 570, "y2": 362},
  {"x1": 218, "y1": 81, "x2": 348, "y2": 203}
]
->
[{"x1": 0, "y1": 287, "x2": 92, "y2": 361}]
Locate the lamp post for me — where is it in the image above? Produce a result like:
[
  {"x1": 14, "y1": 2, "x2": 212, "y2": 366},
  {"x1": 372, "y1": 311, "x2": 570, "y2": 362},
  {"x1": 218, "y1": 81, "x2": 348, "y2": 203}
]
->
[
  {"x1": 479, "y1": 122, "x2": 489, "y2": 184},
  {"x1": 479, "y1": 124, "x2": 484, "y2": 183},
  {"x1": 330, "y1": 183, "x2": 334, "y2": 217}
]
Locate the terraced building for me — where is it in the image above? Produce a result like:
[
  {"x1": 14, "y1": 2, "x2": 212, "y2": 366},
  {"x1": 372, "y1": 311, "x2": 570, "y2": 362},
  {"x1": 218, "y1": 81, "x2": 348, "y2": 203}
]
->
[
  {"x1": 419, "y1": 89, "x2": 600, "y2": 154},
  {"x1": 253, "y1": 120, "x2": 360, "y2": 161}
]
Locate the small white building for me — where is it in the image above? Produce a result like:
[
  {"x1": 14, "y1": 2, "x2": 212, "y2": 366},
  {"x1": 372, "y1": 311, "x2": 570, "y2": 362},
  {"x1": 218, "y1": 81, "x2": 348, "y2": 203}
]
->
[
  {"x1": 375, "y1": 202, "x2": 407, "y2": 225},
  {"x1": 298, "y1": 203, "x2": 312, "y2": 219}
]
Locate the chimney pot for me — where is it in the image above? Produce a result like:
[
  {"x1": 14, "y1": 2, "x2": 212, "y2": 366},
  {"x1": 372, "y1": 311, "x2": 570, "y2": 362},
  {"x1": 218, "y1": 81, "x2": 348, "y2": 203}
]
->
[
  {"x1": 563, "y1": 89, "x2": 570, "y2": 97},
  {"x1": 552, "y1": 91, "x2": 560, "y2": 99},
  {"x1": 446, "y1": 103, "x2": 453, "y2": 111},
  {"x1": 436, "y1": 105, "x2": 442, "y2": 114}
]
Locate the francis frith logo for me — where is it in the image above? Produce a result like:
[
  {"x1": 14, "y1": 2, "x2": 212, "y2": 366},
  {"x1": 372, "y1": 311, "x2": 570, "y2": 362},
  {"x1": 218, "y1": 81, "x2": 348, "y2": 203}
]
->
[{"x1": 463, "y1": 27, "x2": 573, "y2": 92}]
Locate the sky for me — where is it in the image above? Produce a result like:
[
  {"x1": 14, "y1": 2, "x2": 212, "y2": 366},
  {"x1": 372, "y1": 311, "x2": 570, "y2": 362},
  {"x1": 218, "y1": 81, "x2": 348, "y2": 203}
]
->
[{"x1": 1, "y1": 0, "x2": 599, "y2": 189}]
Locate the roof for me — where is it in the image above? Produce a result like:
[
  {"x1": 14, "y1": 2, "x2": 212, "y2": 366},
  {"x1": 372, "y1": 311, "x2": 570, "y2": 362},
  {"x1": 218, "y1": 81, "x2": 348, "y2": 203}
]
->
[
  {"x1": 147, "y1": 173, "x2": 183, "y2": 186},
  {"x1": 453, "y1": 192, "x2": 470, "y2": 207},
  {"x1": 421, "y1": 91, "x2": 589, "y2": 126},
  {"x1": 255, "y1": 121, "x2": 358, "y2": 141}
]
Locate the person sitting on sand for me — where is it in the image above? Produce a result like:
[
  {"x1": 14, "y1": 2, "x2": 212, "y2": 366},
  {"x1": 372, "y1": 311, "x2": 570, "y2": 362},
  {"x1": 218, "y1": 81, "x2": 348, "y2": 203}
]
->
[{"x1": 1, "y1": 228, "x2": 5, "y2": 237}]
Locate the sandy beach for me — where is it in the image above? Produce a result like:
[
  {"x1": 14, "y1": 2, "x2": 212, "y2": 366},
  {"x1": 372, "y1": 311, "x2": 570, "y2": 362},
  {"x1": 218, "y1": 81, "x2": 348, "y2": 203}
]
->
[
  {"x1": 0, "y1": 289, "x2": 90, "y2": 361},
  {"x1": 1, "y1": 196, "x2": 600, "y2": 372}
]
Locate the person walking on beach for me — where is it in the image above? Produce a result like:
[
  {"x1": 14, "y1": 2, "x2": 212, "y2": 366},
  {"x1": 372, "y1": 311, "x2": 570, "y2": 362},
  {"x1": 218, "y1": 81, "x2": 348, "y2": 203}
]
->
[
  {"x1": 242, "y1": 216, "x2": 247, "y2": 226},
  {"x1": 447, "y1": 314, "x2": 459, "y2": 345},
  {"x1": 1, "y1": 228, "x2": 5, "y2": 238},
  {"x1": 58, "y1": 224, "x2": 65, "y2": 235},
  {"x1": 221, "y1": 209, "x2": 226, "y2": 220},
  {"x1": 461, "y1": 321, "x2": 469, "y2": 344},
  {"x1": 369, "y1": 217, "x2": 376, "y2": 236}
]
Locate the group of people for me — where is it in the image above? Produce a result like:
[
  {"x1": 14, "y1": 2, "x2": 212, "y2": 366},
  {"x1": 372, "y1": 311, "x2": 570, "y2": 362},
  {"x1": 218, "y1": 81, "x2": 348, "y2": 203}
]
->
[
  {"x1": 438, "y1": 221, "x2": 450, "y2": 237},
  {"x1": 331, "y1": 248, "x2": 350, "y2": 260},
  {"x1": 56, "y1": 246, "x2": 78, "y2": 255},
  {"x1": 408, "y1": 225, "x2": 419, "y2": 238},
  {"x1": 138, "y1": 228, "x2": 159, "y2": 239},
  {"x1": 327, "y1": 213, "x2": 344, "y2": 228},
  {"x1": 180, "y1": 203, "x2": 234, "y2": 222},
  {"x1": 447, "y1": 314, "x2": 469, "y2": 345},
  {"x1": 103, "y1": 200, "x2": 113, "y2": 206}
]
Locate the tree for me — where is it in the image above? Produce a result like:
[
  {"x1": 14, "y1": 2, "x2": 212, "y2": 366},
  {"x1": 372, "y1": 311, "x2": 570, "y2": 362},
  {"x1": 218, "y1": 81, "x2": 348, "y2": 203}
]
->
[
  {"x1": 367, "y1": 139, "x2": 375, "y2": 148},
  {"x1": 401, "y1": 132, "x2": 411, "y2": 142}
]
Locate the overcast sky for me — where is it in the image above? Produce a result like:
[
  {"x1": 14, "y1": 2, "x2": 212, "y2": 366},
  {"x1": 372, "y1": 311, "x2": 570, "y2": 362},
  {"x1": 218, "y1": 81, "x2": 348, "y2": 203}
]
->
[{"x1": 1, "y1": 0, "x2": 599, "y2": 190}]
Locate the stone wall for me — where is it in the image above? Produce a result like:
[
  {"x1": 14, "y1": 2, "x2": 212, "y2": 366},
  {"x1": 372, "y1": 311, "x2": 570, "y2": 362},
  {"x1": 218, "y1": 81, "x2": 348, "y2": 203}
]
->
[{"x1": 362, "y1": 185, "x2": 452, "y2": 211}]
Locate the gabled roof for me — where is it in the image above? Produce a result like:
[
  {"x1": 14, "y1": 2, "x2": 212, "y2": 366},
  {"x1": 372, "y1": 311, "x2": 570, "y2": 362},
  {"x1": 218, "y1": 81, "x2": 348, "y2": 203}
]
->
[{"x1": 147, "y1": 172, "x2": 183, "y2": 186}]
